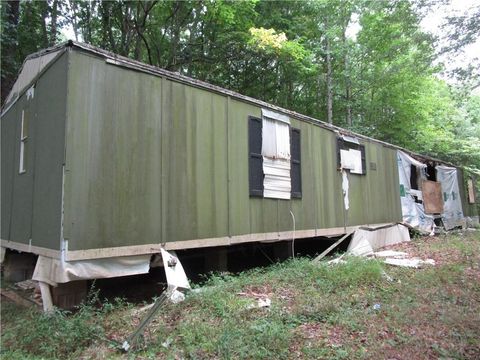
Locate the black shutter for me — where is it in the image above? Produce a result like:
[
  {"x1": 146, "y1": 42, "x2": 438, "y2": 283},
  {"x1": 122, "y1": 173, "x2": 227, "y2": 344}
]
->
[
  {"x1": 360, "y1": 144, "x2": 367, "y2": 175},
  {"x1": 291, "y1": 127, "x2": 302, "y2": 198},
  {"x1": 336, "y1": 137, "x2": 344, "y2": 170},
  {"x1": 249, "y1": 116, "x2": 263, "y2": 197}
]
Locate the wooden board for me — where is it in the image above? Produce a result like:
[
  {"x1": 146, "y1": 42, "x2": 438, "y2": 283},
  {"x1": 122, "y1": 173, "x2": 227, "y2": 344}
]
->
[
  {"x1": 467, "y1": 179, "x2": 476, "y2": 204},
  {"x1": 422, "y1": 180, "x2": 444, "y2": 214}
]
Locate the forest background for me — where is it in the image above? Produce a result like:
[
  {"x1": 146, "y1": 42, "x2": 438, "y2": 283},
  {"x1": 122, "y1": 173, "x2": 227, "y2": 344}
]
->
[{"x1": 1, "y1": 0, "x2": 479, "y2": 171}]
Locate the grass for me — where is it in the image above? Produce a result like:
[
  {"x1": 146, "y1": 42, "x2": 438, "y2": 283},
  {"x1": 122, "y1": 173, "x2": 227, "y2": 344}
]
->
[{"x1": 1, "y1": 231, "x2": 479, "y2": 359}]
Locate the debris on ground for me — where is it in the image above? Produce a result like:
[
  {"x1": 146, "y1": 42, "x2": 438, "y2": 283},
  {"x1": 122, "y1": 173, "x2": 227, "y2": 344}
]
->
[
  {"x1": 14, "y1": 279, "x2": 37, "y2": 290},
  {"x1": 384, "y1": 257, "x2": 436, "y2": 268},
  {"x1": 373, "y1": 250, "x2": 408, "y2": 258},
  {"x1": 238, "y1": 290, "x2": 272, "y2": 309}
]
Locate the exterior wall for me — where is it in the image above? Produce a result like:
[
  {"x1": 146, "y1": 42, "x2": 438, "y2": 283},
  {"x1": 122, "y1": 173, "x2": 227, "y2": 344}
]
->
[
  {"x1": 64, "y1": 50, "x2": 402, "y2": 252},
  {"x1": 457, "y1": 168, "x2": 479, "y2": 217},
  {"x1": 1, "y1": 53, "x2": 68, "y2": 250}
]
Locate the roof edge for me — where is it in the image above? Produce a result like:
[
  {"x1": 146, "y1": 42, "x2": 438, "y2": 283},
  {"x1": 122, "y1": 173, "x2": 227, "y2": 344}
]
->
[{"x1": 4, "y1": 40, "x2": 461, "y2": 169}]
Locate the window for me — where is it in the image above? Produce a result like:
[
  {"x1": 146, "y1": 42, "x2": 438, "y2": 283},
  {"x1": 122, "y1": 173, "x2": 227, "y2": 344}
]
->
[
  {"x1": 337, "y1": 135, "x2": 366, "y2": 175},
  {"x1": 19, "y1": 110, "x2": 28, "y2": 174},
  {"x1": 248, "y1": 110, "x2": 302, "y2": 199}
]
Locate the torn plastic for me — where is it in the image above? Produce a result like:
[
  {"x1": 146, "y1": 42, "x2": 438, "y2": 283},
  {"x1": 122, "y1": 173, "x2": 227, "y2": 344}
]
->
[
  {"x1": 32, "y1": 255, "x2": 151, "y2": 286},
  {"x1": 342, "y1": 170, "x2": 349, "y2": 210},
  {"x1": 436, "y1": 166, "x2": 465, "y2": 230},
  {"x1": 397, "y1": 151, "x2": 434, "y2": 233}
]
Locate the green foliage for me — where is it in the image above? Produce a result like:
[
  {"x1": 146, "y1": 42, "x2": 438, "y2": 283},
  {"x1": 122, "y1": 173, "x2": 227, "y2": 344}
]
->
[
  {"x1": 0, "y1": 288, "x2": 122, "y2": 359},
  {"x1": 2, "y1": 232, "x2": 480, "y2": 359}
]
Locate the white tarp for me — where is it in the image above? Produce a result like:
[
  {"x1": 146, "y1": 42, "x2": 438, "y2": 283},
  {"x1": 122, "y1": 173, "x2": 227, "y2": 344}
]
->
[
  {"x1": 347, "y1": 224, "x2": 411, "y2": 257},
  {"x1": 342, "y1": 170, "x2": 349, "y2": 210},
  {"x1": 262, "y1": 109, "x2": 291, "y2": 199},
  {"x1": 397, "y1": 151, "x2": 434, "y2": 233},
  {"x1": 32, "y1": 254, "x2": 151, "y2": 286},
  {"x1": 436, "y1": 166, "x2": 465, "y2": 230}
]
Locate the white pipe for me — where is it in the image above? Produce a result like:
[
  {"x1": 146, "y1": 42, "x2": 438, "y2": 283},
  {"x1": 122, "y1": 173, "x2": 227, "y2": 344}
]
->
[{"x1": 289, "y1": 210, "x2": 296, "y2": 259}]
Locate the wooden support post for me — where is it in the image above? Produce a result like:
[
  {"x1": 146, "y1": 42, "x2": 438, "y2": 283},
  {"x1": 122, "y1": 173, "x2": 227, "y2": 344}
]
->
[
  {"x1": 312, "y1": 232, "x2": 353, "y2": 263},
  {"x1": 39, "y1": 281, "x2": 54, "y2": 313}
]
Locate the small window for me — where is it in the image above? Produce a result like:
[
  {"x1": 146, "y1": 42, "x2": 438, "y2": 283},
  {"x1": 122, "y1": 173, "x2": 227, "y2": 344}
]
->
[
  {"x1": 337, "y1": 136, "x2": 366, "y2": 175},
  {"x1": 19, "y1": 110, "x2": 28, "y2": 174}
]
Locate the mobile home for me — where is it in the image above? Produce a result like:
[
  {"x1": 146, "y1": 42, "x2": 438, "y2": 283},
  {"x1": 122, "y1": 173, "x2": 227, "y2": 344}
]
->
[{"x1": 1, "y1": 41, "x2": 477, "y2": 307}]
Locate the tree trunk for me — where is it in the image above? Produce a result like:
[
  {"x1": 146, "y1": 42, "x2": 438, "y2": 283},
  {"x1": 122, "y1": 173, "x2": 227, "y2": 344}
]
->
[
  {"x1": 1, "y1": 0, "x2": 20, "y2": 105},
  {"x1": 50, "y1": 0, "x2": 59, "y2": 45},
  {"x1": 326, "y1": 33, "x2": 333, "y2": 124}
]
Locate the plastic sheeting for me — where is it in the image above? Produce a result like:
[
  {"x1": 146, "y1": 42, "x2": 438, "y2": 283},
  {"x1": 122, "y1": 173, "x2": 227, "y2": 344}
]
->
[
  {"x1": 347, "y1": 224, "x2": 411, "y2": 257},
  {"x1": 261, "y1": 117, "x2": 291, "y2": 160},
  {"x1": 436, "y1": 166, "x2": 465, "y2": 230},
  {"x1": 397, "y1": 151, "x2": 434, "y2": 233},
  {"x1": 342, "y1": 170, "x2": 349, "y2": 210},
  {"x1": 32, "y1": 254, "x2": 151, "y2": 286}
]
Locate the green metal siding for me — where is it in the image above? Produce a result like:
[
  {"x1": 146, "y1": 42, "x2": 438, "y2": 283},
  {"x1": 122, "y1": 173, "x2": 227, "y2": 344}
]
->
[
  {"x1": 31, "y1": 53, "x2": 68, "y2": 250},
  {"x1": 457, "y1": 169, "x2": 479, "y2": 217},
  {"x1": 64, "y1": 52, "x2": 163, "y2": 250},
  {"x1": 64, "y1": 50, "x2": 403, "y2": 251},
  {"x1": 1, "y1": 100, "x2": 19, "y2": 240},
  {"x1": 1, "y1": 53, "x2": 68, "y2": 249}
]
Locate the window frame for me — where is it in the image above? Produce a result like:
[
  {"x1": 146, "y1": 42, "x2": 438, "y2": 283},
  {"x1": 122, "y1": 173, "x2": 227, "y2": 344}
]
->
[
  {"x1": 19, "y1": 110, "x2": 27, "y2": 174},
  {"x1": 336, "y1": 136, "x2": 366, "y2": 175}
]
